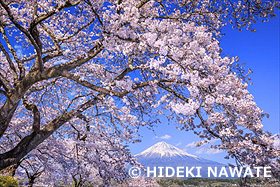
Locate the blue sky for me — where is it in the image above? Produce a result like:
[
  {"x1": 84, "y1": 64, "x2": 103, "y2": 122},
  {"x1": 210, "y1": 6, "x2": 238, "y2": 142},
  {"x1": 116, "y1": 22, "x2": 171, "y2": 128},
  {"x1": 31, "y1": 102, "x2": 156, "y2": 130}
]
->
[{"x1": 129, "y1": 15, "x2": 280, "y2": 165}]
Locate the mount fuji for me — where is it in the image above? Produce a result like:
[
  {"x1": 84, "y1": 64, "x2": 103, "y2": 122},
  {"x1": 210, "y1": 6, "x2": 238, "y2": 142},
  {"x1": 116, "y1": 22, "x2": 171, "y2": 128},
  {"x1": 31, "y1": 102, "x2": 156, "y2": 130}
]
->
[{"x1": 135, "y1": 142, "x2": 226, "y2": 178}]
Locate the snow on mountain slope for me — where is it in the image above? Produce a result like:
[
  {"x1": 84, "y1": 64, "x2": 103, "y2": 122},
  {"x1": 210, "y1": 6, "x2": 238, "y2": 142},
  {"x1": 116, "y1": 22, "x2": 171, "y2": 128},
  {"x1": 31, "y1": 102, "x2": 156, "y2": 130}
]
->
[
  {"x1": 134, "y1": 142, "x2": 227, "y2": 178},
  {"x1": 135, "y1": 141, "x2": 198, "y2": 158}
]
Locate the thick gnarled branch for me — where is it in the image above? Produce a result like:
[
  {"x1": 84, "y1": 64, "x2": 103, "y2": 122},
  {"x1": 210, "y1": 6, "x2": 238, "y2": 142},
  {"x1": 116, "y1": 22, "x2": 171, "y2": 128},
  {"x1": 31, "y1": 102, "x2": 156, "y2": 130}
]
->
[{"x1": 23, "y1": 99, "x2": 41, "y2": 133}]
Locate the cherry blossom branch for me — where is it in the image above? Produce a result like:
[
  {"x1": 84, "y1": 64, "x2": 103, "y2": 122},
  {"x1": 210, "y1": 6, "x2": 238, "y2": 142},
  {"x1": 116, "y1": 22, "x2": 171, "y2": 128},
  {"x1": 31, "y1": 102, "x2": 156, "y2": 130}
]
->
[
  {"x1": 21, "y1": 162, "x2": 44, "y2": 186},
  {"x1": 61, "y1": 72, "x2": 120, "y2": 96},
  {"x1": 0, "y1": 25, "x2": 24, "y2": 79},
  {"x1": 29, "y1": 1, "x2": 81, "y2": 29},
  {"x1": 0, "y1": 95, "x2": 101, "y2": 171},
  {"x1": 158, "y1": 82, "x2": 189, "y2": 103},
  {"x1": 20, "y1": 48, "x2": 56, "y2": 63},
  {"x1": 85, "y1": 0, "x2": 104, "y2": 27},
  {"x1": 0, "y1": 42, "x2": 18, "y2": 81},
  {"x1": 136, "y1": 0, "x2": 150, "y2": 9},
  {"x1": 58, "y1": 17, "x2": 96, "y2": 42},
  {"x1": 0, "y1": 72, "x2": 12, "y2": 91},
  {"x1": 0, "y1": 0, "x2": 44, "y2": 71},
  {"x1": 39, "y1": 23, "x2": 62, "y2": 53}
]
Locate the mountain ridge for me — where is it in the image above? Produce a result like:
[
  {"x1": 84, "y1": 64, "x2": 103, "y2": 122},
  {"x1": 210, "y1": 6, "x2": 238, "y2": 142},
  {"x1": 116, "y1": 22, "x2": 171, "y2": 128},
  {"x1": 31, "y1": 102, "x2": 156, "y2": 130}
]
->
[
  {"x1": 135, "y1": 141, "x2": 198, "y2": 158},
  {"x1": 135, "y1": 141, "x2": 226, "y2": 178}
]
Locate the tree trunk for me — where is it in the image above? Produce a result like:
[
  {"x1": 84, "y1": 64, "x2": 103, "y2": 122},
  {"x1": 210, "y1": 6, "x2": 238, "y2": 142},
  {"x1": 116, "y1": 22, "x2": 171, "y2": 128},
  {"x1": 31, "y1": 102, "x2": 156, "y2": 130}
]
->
[{"x1": 0, "y1": 163, "x2": 19, "y2": 176}]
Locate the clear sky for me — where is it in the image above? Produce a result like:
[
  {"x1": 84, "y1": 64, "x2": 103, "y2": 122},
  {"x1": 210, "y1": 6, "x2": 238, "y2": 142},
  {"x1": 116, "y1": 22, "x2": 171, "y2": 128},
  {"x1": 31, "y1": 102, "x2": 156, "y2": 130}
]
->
[{"x1": 129, "y1": 14, "x2": 280, "y2": 165}]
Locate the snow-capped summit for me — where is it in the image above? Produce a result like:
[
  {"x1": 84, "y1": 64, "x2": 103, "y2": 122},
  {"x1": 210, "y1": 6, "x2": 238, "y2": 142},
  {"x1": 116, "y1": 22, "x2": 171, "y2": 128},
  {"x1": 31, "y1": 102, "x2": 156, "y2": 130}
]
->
[
  {"x1": 135, "y1": 142, "x2": 226, "y2": 178},
  {"x1": 135, "y1": 141, "x2": 198, "y2": 158}
]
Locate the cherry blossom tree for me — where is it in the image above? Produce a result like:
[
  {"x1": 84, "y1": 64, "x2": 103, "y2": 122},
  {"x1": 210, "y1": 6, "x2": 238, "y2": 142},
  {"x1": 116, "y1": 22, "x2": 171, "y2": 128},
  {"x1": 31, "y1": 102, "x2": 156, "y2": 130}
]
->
[
  {"x1": 122, "y1": 177, "x2": 160, "y2": 187},
  {"x1": 16, "y1": 127, "x2": 138, "y2": 186},
  {"x1": 0, "y1": 0, "x2": 279, "y2": 185}
]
